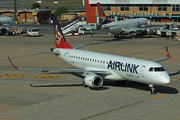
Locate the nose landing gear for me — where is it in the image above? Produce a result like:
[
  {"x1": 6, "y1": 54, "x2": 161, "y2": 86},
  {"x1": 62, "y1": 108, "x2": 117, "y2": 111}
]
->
[{"x1": 149, "y1": 84, "x2": 157, "y2": 94}]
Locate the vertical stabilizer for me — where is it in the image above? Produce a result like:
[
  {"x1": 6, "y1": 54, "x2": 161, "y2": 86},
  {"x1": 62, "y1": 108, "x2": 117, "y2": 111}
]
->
[
  {"x1": 52, "y1": 15, "x2": 72, "y2": 49},
  {"x1": 97, "y1": 3, "x2": 111, "y2": 25}
]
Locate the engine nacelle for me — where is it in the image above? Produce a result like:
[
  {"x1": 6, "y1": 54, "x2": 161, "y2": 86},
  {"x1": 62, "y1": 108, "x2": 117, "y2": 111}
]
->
[{"x1": 84, "y1": 75, "x2": 103, "y2": 88}]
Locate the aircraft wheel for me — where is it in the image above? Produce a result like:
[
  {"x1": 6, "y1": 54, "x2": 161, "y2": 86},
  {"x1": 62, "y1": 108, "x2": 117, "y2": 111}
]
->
[{"x1": 117, "y1": 35, "x2": 119, "y2": 38}]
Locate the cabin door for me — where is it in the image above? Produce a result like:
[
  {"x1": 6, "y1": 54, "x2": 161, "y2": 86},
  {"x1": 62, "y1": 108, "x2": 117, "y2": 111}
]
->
[{"x1": 141, "y1": 65, "x2": 145, "y2": 77}]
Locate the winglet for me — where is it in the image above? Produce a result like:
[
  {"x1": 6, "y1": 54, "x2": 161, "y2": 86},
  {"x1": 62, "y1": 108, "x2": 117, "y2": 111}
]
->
[
  {"x1": 166, "y1": 46, "x2": 171, "y2": 58},
  {"x1": 7, "y1": 56, "x2": 18, "y2": 69}
]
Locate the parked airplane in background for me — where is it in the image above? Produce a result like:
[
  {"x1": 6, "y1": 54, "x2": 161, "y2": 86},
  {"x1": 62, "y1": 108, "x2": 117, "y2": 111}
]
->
[
  {"x1": 97, "y1": 3, "x2": 152, "y2": 38},
  {"x1": 0, "y1": 16, "x2": 16, "y2": 35},
  {"x1": 8, "y1": 15, "x2": 171, "y2": 94}
]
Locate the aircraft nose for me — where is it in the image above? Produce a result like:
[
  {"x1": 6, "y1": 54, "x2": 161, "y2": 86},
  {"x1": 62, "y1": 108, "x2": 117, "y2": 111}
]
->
[{"x1": 160, "y1": 73, "x2": 171, "y2": 84}]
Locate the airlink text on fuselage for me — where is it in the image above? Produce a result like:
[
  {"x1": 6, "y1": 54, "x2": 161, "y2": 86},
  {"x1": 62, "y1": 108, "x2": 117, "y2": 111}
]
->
[{"x1": 107, "y1": 60, "x2": 139, "y2": 74}]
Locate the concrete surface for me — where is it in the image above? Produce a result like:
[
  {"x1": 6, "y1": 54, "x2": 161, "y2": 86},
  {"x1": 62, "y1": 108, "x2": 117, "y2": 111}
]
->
[{"x1": 0, "y1": 30, "x2": 180, "y2": 120}]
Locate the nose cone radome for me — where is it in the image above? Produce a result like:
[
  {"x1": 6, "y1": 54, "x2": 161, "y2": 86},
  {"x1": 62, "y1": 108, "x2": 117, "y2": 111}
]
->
[{"x1": 161, "y1": 74, "x2": 171, "y2": 84}]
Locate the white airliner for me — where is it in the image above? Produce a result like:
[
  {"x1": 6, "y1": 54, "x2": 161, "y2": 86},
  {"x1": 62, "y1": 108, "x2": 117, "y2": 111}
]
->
[
  {"x1": 0, "y1": 16, "x2": 16, "y2": 35},
  {"x1": 8, "y1": 15, "x2": 171, "y2": 94},
  {"x1": 97, "y1": 3, "x2": 153, "y2": 38}
]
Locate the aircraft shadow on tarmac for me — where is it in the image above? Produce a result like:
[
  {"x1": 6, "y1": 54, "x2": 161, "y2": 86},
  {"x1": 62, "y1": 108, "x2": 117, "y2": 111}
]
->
[
  {"x1": 103, "y1": 80, "x2": 179, "y2": 94},
  {"x1": 43, "y1": 72, "x2": 178, "y2": 93}
]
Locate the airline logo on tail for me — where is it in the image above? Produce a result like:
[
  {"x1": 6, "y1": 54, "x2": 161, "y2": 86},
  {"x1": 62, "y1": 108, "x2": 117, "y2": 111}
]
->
[
  {"x1": 97, "y1": 3, "x2": 111, "y2": 25},
  {"x1": 52, "y1": 15, "x2": 72, "y2": 49},
  {"x1": 55, "y1": 25, "x2": 63, "y2": 44}
]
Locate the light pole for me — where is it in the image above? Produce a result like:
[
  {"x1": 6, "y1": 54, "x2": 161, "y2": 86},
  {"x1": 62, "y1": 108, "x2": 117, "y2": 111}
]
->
[{"x1": 14, "y1": 0, "x2": 16, "y2": 22}]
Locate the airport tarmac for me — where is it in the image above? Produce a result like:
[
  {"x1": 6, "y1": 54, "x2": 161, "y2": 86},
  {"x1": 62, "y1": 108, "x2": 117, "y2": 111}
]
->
[{"x1": 0, "y1": 31, "x2": 180, "y2": 120}]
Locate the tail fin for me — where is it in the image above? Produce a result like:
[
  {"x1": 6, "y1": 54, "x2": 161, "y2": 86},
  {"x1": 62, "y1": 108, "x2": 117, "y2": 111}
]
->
[
  {"x1": 52, "y1": 15, "x2": 72, "y2": 49},
  {"x1": 166, "y1": 46, "x2": 171, "y2": 58},
  {"x1": 97, "y1": 3, "x2": 111, "y2": 25}
]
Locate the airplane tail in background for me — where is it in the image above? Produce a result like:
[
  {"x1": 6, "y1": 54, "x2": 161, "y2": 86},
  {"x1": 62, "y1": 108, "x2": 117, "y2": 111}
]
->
[
  {"x1": 52, "y1": 15, "x2": 72, "y2": 49},
  {"x1": 97, "y1": 2, "x2": 111, "y2": 25}
]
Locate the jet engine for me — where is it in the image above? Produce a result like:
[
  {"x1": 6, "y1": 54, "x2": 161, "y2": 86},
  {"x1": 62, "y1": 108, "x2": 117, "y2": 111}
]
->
[
  {"x1": 142, "y1": 30, "x2": 147, "y2": 35},
  {"x1": 84, "y1": 74, "x2": 103, "y2": 87}
]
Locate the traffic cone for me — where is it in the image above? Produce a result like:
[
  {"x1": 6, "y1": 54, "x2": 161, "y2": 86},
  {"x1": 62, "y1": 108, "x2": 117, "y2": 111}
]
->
[
  {"x1": 94, "y1": 41, "x2": 96, "y2": 44},
  {"x1": 72, "y1": 36, "x2": 73, "y2": 39},
  {"x1": 133, "y1": 36, "x2": 134, "y2": 40},
  {"x1": 85, "y1": 33, "x2": 86, "y2": 36},
  {"x1": 169, "y1": 37, "x2": 171, "y2": 40},
  {"x1": 21, "y1": 35, "x2": 23, "y2": 38}
]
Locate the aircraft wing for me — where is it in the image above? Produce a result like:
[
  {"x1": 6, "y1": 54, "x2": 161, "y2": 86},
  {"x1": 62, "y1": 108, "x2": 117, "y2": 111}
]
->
[
  {"x1": 7, "y1": 57, "x2": 111, "y2": 75},
  {"x1": 152, "y1": 47, "x2": 171, "y2": 63}
]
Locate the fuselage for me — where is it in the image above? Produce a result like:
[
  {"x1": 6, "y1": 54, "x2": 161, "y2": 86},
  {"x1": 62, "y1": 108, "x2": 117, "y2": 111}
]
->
[
  {"x1": 54, "y1": 48, "x2": 170, "y2": 85},
  {"x1": 101, "y1": 18, "x2": 148, "y2": 34},
  {"x1": 0, "y1": 16, "x2": 16, "y2": 32}
]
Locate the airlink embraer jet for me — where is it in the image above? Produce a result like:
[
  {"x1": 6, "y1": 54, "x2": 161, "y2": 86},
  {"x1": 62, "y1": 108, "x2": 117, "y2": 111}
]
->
[{"x1": 8, "y1": 15, "x2": 171, "y2": 94}]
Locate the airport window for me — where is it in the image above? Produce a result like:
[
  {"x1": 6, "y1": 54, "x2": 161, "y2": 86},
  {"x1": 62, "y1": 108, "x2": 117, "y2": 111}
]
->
[
  {"x1": 158, "y1": 5, "x2": 167, "y2": 11},
  {"x1": 139, "y1": 5, "x2": 148, "y2": 11},
  {"x1": 172, "y1": 5, "x2": 180, "y2": 12},
  {"x1": 120, "y1": 5, "x2": 129, "y2": 11},
  {"x1": 102, "y1": 5, "x2": 112, "y2": 11}
]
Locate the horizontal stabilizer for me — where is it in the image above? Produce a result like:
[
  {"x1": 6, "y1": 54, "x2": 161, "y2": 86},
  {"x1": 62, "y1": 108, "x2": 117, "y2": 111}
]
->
[
  {"x1": 153, "y1": 46, "x2": 171, "y2": 62},
  {"x1": 21, "y1": 48, "x2": 59, "y2": 55}
]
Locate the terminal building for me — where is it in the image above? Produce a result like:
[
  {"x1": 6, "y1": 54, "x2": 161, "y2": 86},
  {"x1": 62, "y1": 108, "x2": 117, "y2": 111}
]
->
[
  {"x1": 86, "y1": 0, "x2": 180, "y2": 24},
  {"x1": 0, "y1": 9, "x2": 52, "y2": 24}
]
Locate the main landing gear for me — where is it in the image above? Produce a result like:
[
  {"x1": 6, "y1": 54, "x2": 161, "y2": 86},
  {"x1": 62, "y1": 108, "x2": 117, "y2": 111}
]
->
[
  {"x1": 114, "y1": 34, "x2": 119, "y2": 39},
  {"x1": 149, "y1": 84, "x2": 157, "y2": 94}
]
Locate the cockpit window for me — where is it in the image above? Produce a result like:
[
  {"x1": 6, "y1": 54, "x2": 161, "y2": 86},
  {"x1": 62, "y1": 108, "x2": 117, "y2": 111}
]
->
[
  {"x1": 149, "y1": 67, "x2": 165, "y2": 72},
  {"x1": 149, "y1": 67, "x2": 154, "y2": 71}
]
